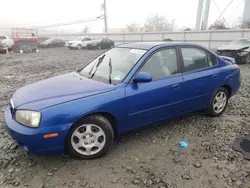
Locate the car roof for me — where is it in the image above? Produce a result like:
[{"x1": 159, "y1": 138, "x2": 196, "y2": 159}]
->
[{"x1": 117, "y1": 42, "x2": 198, "y2": 50}]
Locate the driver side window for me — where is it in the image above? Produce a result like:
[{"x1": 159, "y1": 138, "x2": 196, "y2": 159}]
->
[{"x1": 140, "y1": 48, "x2": 178, "y2": 80}]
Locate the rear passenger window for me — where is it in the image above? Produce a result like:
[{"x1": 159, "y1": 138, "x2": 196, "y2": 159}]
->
[{"x1": 181, "y1": 48, "x2": 208, "y2": 72}]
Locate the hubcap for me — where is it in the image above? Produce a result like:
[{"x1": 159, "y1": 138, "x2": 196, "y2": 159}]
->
[
  {"x1": 71, "y1": 124, "x2": 106, "y2": 156},
  {"x1": 213, "y1": 91, "x2": 227, "y2": 113}
]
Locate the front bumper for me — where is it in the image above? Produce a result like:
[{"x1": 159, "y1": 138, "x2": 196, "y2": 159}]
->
[
  {"x1": 68, "y1": 45, "x2": 77, "y2": 49},
  {"x1": 4, "y1": 105, "x2": 70, "y2": 155}
]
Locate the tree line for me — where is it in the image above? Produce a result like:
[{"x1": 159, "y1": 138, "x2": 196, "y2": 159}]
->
[{"x1": 126, "y1": 14, "x2": 250, "y2": 32}]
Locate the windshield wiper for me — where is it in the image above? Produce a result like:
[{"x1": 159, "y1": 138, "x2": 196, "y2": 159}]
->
[
  {"x1": 108, "y1": 58, "x2": 112, "y2": 84},
  {"x1": 89, "y1": 54, "x2": 105, "y2": 79}
]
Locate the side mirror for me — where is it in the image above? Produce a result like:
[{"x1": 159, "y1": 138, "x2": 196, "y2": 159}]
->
[{"x1": 133, "y1": 72, "x2": 152, "y2": 83}]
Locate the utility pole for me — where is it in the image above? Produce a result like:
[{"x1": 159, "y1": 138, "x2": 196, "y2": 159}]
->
[
  {"x1": 243, "y1": 0, "x2": 250, "y2": 21},
  {"x1": 195, "y1": 0, "x2": 204, "y2": 30},
  {"x1": 103, "y1": 0, "x2": 108, "y2": 33},
  {"x1": 202, "y1": 0, "x2": 211, "y2": 30}
]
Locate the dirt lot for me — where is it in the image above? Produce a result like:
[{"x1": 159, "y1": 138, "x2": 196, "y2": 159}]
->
[{"x1": 0, "y1": 47, "x2": 250, "y2": 188}]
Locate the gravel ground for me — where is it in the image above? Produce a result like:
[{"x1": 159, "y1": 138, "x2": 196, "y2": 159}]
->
[{"x1": 0, "y1": 47, "x2": 250, "y2": 188}]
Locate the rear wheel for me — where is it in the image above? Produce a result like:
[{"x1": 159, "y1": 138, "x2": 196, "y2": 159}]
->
[
  {"x1": 205, "y1": 87, "x2": 229, "y2": 117},
  {"x1": 67, "y1": 115, "x2": 114, "y2": 159}
]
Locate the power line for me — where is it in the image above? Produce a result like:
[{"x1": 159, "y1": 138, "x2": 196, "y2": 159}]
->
[
  {"x1": 228, "y1": 0, "x2": 244, "y2": 18},
  {"x1": 215, "y1": 0, "x2": 234, "y2": 23},
  {"x1": 0, "y1": 16, "x2": 103, "y2": 30},
  {"x1": 33, "y1": 16, "x2": 103, "y2": 29},
  {"x1": 212, "y1": 0, "x2": 229, "y2": 26}
]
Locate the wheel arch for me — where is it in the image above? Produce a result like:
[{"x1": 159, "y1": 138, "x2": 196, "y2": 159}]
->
[
  {"x1": 70, "y1": 111, "x2": 120, "y2": 137},
  {"x1": 64, "y1": 111, "x2": 119, "y2": 154},
  {"x1": 219, "y1": 84, "x2": 232, "y2": 97}
]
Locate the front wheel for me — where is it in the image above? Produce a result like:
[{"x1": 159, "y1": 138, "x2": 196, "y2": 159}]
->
[
  {"x1": 205, "y1": 87, "x2": 229, "y2": 117},
  {"x1": 97, "y1": 44, "x2": 102, "y2": 50},
  {"x1": 67, "y1": 115, "x2": 114, "y2": 159},
  {"x1": 77, "y1": 44, "x2": 82, "y2": 50}
]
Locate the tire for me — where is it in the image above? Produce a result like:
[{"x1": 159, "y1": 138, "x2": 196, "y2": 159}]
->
[
  {"x1": 77, "y1": 44, "x2": 82, "y2": 50},
  {"x1": 245, "y1": 54, "x2": 250, "y2": 64},
  {"x1": 67, "y1": 115, "x2": 114, "y2": 159},
  {"x1": 110, "y1": 44, "x2": 114, "y2": 48},
  {"x1": 97, "y1": 44, "x2": 102, "y2": 50},
  {"x1": 205, "y1": 87, "x2": 229, "y2": 117}
]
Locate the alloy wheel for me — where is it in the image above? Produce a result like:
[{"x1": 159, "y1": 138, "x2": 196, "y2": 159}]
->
[
  {"x1": 213, "y1": 91, "x2": 227, "y2": 114},
  {"x1": 71, "y1": 124, "x2": 106, "y2": 156}
]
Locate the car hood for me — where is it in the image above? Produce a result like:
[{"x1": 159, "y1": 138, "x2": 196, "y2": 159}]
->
[
  {"x1": 217, "y1": 44, "x2": 250, "y2": 51},
  {"x1": 12, "y1": 72, "x2": 116, "y2": 110}
]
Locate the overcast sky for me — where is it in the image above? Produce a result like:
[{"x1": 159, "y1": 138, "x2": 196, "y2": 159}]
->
[{"x1": 0, "y1": 0, "x2": 245, "y2": 33}]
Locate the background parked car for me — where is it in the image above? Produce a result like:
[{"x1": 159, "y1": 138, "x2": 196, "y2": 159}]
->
[
  {"x1": 0, "y1": 36, "x2": 14, "y2": 50},
  {"x1": 163, "y1": 38, "x2": 173, "y2": 42},
  {"x1": 216, "y1": 38, "x2": 250, "y2": 64},
  {"x1": 0, "y1": 43, "x2": 6, "y2": 53},
  {"x1": 87, "y1": 38, "x2": 115, "y2": 50},
  {"x1": 38, "y1": 39, "x2": 65, "y2": 48},
  {"x1": 37, "y1": 37, "x2": 51, "y2": 46},
  {"x1": 68, "y1": 36, "x2": 95, "y2": 50}
]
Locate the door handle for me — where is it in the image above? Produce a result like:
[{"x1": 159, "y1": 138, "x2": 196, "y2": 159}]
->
[
  {"x1": 212, "y1": 74, "x2": 218, "y2": 79},
  {"x1": 172, "y1": 84, "x2": 180, "y2": 89}
]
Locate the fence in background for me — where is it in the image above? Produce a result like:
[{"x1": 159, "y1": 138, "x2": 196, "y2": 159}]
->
[
  {"x1": 40, "y1": 29, "x2": 250, "y2": 50},
  {"x1": 3, "y1": 29, "x2": 250, "y2": 50}
]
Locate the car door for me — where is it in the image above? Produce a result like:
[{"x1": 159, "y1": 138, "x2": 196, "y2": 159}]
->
[
  {"x1": 179, "y1": 46, "x2": 218, "y2": 112},
  {"x1": 125, "y1": 47, "x2": 184, "y2": 130},
  {"x1": 52, "y1": 39, "x2": 59, "y2": 47},
  {"x1": 82, "y1": 38, "x2": 91, "y2": 46}
]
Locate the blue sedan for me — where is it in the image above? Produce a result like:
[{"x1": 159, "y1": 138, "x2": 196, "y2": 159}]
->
[{"x1": 4, "y1": 42, "x2": 240, "y2": 159}]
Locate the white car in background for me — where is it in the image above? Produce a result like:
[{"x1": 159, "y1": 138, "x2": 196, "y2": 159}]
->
[
  {"x1": 0, "y1": 36, "x2": 14, "y2": 50},
  {"x1": 67, "y1": 36, "x2": 95, "y2": 50}
]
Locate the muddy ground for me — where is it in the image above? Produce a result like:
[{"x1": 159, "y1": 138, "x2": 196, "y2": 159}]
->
[{"x1": 0, "y1": 47, "x2": 250, "y2": 188}]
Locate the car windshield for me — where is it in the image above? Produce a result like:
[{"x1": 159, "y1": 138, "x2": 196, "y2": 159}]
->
[
  {"x1": 45, "y1": 38, "x2": 53, "y2": 43},
  {"x1": 80, "y1": 47, "x2": 146, "y2": 85}
]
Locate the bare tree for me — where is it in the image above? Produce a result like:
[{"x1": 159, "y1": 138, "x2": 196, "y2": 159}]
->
[
  {"x1": 183, "y1": 27, "x2": 192, "y2": 31},
  {"x1": 127, "y1": 23, "x2": 140, "y2": 33},
  {"x1": 144, "y1": 14, "x2": 175, "y2": 32},
  {"x1": 83, "y1": 26, "x2": 90, "y2": 34},
  {"x1": 239, "y1": 19, "x2": 250, "y2": 29},
  {"x1": 209, "y1": 20, "x2": 229, "y2": 30}
]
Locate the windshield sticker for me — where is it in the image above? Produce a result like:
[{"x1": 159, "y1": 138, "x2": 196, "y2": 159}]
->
[{"x1": 129, "y1": 49, "x2": 146, "y2": 55}]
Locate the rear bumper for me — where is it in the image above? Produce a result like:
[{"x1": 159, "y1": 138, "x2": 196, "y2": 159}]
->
[{"x1": 4, "y1": 105, "x2": 70, "y2": 155}]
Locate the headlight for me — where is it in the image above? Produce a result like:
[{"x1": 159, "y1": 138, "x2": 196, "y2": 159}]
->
[{"x1": 15, "y1": 110, "x2": 41, "y2": 128}]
